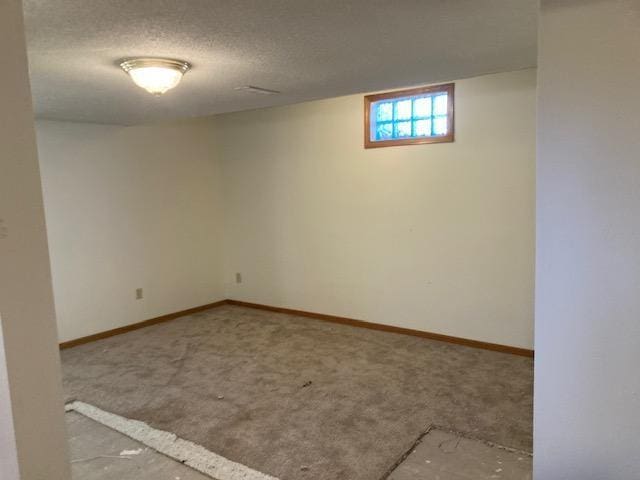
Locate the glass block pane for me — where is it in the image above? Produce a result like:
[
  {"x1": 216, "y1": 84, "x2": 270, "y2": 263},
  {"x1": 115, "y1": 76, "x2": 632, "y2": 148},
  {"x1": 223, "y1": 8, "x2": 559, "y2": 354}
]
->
[
  {"x1": 376, "y1": 122, "x2": 393, "y2": 140},
  {"x1": 415, "y1": 119, "x2": 432, "y2": 137},
  {"x1": 394, "y1": 99, "x2": 412, "y2": 120},
  {"x1": 413, "y1": 97, "x2": 432, "y2": 118},
  {"x1": 433, "y1": 116, "x2": 448, "y2": 135},
  {"x1": 376, "y1": 102, "x2": 393, "y2": 122},
  {"x1": 433, "y1": 94, "x2": 448, "y2": 115},
  {"x1": 395, "y1": 121, "x2": 412, "y2": 137}
]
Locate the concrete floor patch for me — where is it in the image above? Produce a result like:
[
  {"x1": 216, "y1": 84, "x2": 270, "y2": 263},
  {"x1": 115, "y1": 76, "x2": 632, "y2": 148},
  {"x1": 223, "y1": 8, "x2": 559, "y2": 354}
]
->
[
  {"x1": 66, "y1": 401, "x2": 279, "y2": 480},
  {"x1": 387, "y1": 428, "x2": 532, "y2": 480}
]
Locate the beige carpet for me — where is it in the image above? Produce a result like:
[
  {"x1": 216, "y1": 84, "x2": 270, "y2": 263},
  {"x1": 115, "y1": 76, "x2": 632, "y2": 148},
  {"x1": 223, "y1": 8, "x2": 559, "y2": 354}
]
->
[{"x1": 61, "y1": 305, "x2": 533, "y2": 480}]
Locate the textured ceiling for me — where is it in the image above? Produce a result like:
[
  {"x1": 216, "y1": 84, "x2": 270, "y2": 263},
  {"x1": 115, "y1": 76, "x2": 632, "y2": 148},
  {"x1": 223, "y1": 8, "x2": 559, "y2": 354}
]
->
[{"x1": 24, "y1": 0, "x2": 538, "y2": 125}]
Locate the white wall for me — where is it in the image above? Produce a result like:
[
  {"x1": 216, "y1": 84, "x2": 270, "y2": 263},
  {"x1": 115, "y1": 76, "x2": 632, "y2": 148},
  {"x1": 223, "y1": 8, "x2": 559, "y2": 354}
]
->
[
  {"x1": 216, "y1": 69, "x2": 536, "y2": 349},
  {"x1": 535, "y1": 1, "x2": 640, "y2": 478},
  {"x1": 0, "y1": 0, "x2": 70, "y2": 478},
  {"x1": 36, "y1": 120, "x2": 226, "y2": 342}
]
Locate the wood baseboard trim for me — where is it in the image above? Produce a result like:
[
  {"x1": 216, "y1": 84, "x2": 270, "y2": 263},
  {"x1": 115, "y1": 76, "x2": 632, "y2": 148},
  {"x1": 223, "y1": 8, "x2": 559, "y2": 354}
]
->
[
  {"x1": 226, "y1": 299, "x2": 534, "y2": 357},
  {"x1": 60, "y1": 298, "x2": 533, "y2": 358},
  {"x1": 59, "y1": 300, "x2": 228, "y2": 350}
]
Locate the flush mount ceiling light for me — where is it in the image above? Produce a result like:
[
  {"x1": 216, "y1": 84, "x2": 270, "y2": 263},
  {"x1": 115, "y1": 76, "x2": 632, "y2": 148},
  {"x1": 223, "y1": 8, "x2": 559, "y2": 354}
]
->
[{"x1": 120, "y1": 58, "x2": 191, "y2": 96}]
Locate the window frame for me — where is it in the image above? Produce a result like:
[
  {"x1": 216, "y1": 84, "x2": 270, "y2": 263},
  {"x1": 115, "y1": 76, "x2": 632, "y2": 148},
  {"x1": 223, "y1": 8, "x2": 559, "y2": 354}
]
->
[{"x1": 364, "y1": 83, "x2": 455, "y2": 149}]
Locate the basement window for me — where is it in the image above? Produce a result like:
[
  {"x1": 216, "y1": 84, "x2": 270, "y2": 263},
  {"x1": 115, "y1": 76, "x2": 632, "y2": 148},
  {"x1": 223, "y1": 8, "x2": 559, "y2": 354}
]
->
[{"x1": 364, "y1": 83, "x2": 454, "y2": 148}]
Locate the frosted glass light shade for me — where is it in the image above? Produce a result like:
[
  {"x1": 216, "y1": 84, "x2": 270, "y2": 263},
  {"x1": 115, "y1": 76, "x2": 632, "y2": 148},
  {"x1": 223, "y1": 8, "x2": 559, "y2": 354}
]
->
[{"x1": 120, "y1": 58, "x2": 190, "y2": 95}]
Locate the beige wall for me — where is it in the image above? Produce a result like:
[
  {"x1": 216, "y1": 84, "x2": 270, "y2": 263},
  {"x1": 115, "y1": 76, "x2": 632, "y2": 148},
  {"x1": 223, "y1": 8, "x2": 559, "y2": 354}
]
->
[
  {"x1": 36, "y1": 120, "x2": 226, "y2": 342},
  {"x1": 36, "y1": 69, "x2": 535, "y2": 350},
  {"x1": 0, "y1": 0, "x2": 70, "y2": 478},
  {"x1": 0, "y1": 318, "x2": 20, "y2": 480},
  {"x1": 216, "y1": 69, "x2": 536, "y2": 349},
  {"x1": 535, "y1": 1, "x2": 640, "y2": 478}
]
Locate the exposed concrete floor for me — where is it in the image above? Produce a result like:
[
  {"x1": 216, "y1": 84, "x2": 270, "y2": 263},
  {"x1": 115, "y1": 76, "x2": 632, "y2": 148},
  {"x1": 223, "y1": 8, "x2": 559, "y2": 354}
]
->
[
  {"x1": 67, "y1": 412, "x2": 532, "y2": 480},
  {"x1": 388, "y1": 428, "x2": 532, "y2": 480},
  {"x1": 62, "y1": 305, "x2": 533, "y2": 480},
  {"x1": 67, "y1": 411, "x2": 210, "y2": 480}
]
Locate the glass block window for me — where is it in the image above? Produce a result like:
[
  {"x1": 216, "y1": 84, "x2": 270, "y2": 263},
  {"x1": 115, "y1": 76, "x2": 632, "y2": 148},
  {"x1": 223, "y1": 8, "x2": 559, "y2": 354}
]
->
[{"x1": 364, "y1": 83, "x2": 454, "y2": 148}]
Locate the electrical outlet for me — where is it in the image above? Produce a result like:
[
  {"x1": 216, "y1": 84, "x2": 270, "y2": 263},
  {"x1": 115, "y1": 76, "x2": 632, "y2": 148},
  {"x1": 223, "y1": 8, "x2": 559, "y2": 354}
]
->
[
  {"x1": 235, "y1": 273, "x2": 242, "y2": 284},
  {"x1": 136, "y1": 288, "x2": 143, "y2": 300}
]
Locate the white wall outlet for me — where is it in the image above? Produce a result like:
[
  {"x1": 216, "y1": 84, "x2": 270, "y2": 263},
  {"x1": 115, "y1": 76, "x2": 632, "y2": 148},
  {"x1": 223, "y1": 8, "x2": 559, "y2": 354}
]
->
[
  {"x1": 135, "y1": 288, "x2": 143, "y2": 300},
  {"x1": 235, "y1": 273, "x2": 242, "y2": 284}
]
